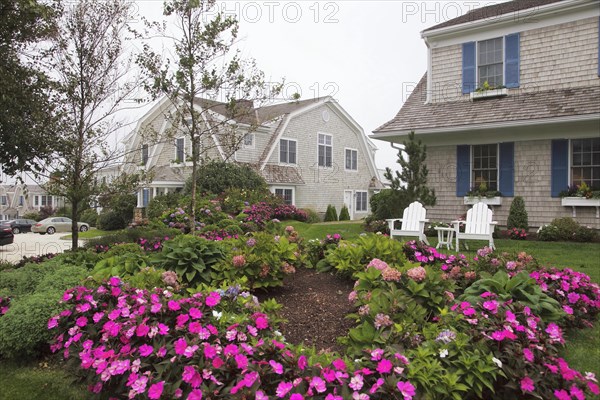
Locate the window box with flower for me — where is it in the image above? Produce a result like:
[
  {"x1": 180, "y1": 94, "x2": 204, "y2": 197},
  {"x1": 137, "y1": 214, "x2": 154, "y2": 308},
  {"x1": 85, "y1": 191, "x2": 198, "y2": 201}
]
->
[
  {"x1": 464, "y1": 182, "x2": 502, "y2": 206},
  {"x1": 560, "y1": 183, "x2": 600, "y2": 218},
  {"x1": 470, "y1": 81, "x2": 508, "y2": 101}
]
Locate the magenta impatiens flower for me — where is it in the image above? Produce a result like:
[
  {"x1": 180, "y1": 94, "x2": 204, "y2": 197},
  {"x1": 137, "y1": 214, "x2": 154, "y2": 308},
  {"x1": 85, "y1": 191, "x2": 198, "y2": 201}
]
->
[
  {"x1": 138, "y1": 344, "x2": 153, "y2": 357},
  {"x1": 276, "y1": 381, "x2": 293, "y2": 398},
  {"x1": 205, "y1": 292, "x2": 221, "y2": 307},
  {"x1": 270, "y1": 360, "x2": 284, "y2": 374},
  {"x1": 397, "y1": 380, "x2": 416, "y2": 399},
  {"x1": 376, "y1": 359, "x2": 393, "y2": 374},
  {"x1": 523, "y1": 348, "x2": 534, "y2": 363},
  {"x1": 147, "y1": 381, "x2": 164, "y2": 399},
  {"x1": 520, "y1": 376, "x2": 535, "y2": 392}
]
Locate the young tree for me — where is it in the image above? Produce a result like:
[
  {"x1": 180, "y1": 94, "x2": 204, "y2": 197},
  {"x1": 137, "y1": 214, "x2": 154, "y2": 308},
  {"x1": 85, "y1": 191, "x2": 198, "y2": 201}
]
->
[
  {"x1": 385, "y1": 131, "x2": 436, "y2": 206},
  {"x1": 372, "y1": 132, "x2": 436, "y2": 219},
  {"x1": 0, "y1": 0, "x2": 60, "y2": 175},
  {"x1": 137, "y1": 0, "x2": 281, "y2": 231},
  {"x1": 43, "y1": 0, "x2": 140, "y2": 249}
]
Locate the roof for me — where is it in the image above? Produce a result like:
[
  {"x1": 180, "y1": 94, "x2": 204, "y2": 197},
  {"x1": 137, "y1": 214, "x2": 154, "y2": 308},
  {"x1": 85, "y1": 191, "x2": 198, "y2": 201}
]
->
[
  {"x1": 423, "y1": 0, "x2": 565, "y2": 32},
  {"x1": 194, "y1": 97, "x2": 328, "y2": 126},
  {"x1": 151, "y1": 166, "x2": 186, "y2": 183},
  {"x1": 246, "y1": 163, "x2": 306, "y2": 185},
  {"x1": 374, "y1": 73, "x2": 600, "y2": 134}
]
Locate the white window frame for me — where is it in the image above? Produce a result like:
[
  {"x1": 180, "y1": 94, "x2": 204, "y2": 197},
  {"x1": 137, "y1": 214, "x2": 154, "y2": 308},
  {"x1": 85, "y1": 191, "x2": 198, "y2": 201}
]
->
[
  {"x1": 279, "y1": 138, "x2": 297, "y2": 165},
  {"x1": 318, "y1": 133, "x2": 333, "y2": 168},
  {"x1": 355, "y1": 191, "x2": 368, "y2": 212},
  {"x1": 175, "y1": 137, "x2": 185, "y2": 163},
  {"x1": 345, "y1": 148, "x2": 358, "y2": 171},
  {"x1": 477, "y1": 37, "x2": 504, "y2": 88},
  {"x1": 570, "y1": 138, "x2": 600, "y2": 188},
  {"x1": 34, "y1": 195, "x2": 53, "y2": 208},
  {"x1": 242, "y1": 133, "x2": 255, "y2": 149},
  {"x1": 272, "y1": 187, "x2": 295, "y2": 205},
  {"x1": 471, "y1": 144, "x2": 499, "y2": 192},
  {"x1": 0, "y1": 195, "x2": 7, "y2": 206}
]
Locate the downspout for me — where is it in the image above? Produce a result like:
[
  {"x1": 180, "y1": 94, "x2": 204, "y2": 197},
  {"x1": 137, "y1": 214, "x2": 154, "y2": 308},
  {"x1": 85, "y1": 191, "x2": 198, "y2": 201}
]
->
[{"x1": 425, "y1": 39, "x2": 432, "y2": 104}]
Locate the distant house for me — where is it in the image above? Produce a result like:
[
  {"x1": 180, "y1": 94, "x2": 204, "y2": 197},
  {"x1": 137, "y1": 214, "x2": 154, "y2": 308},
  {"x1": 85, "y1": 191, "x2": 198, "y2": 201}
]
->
[
  {"x1": 372, "y1": 0, "x2": 600, "y2": 229},
  {"x1": 122, "y1": 96, "x2": 383, "y2": 219},
  {"x1": 0, "y1": 184, "x2": 66, "y2": 220}
]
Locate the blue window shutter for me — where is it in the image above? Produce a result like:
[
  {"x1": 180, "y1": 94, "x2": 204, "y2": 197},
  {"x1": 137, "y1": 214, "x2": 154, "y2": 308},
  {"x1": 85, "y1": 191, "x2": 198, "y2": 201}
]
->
[
  {"x1": 456, "y1": 145, "x2": 471, "y2": 196},
  {"x1": 142, "y1": 189, "x2": 149, "y2": 207},
  {"x1": 551, "y1": 140, "x2": 569, "y2": 197},
  {"x1": 499, "y1": 142, "x2": 515, "y2": 197},
  {"x1": 505, "y1": 33, "x2": 520, "y2": 88},
  {"x1": 462, "y1": 42, "x2": 476, "y2": 94}
]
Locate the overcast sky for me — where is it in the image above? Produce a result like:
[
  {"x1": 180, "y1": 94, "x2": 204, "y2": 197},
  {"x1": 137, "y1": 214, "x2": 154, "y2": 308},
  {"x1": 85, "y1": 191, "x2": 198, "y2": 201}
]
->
[{"x1": 126, "y1": 0, "x2": 507, "y2": 172}]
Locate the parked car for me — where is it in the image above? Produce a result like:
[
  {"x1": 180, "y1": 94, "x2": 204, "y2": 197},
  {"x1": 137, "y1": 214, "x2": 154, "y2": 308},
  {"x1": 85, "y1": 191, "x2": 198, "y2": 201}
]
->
[
  {"x1": 31, "y1": 217, "x2": 90, "y2": 235},
  {"x1": 6, "y1": 219, "x2": 38, "y2": 234},
  {"x1": 0, "y1": 223, "x2": 14, "y2": 246}
]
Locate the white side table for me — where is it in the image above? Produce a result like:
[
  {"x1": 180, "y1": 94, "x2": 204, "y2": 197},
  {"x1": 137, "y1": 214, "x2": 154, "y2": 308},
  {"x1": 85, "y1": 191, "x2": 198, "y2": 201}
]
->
[{"x1": 435, "y1": 227, "x2": 454, "y2": 250}]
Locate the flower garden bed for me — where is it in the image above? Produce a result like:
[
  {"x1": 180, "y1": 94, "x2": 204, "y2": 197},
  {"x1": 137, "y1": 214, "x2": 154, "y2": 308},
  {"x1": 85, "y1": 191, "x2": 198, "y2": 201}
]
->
[{"x1": 1, "y1": 203, "x2": 599, "y2": 399}]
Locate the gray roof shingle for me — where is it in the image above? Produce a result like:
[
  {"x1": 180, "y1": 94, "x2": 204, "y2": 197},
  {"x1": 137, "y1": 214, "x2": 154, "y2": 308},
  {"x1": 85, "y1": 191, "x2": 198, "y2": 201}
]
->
[
  {"x1": 423, "y1": 0, "x2": 565, "y2": 32},
  {"x1": 374, "y1": 73, "x2": 600, "y2": 133}
]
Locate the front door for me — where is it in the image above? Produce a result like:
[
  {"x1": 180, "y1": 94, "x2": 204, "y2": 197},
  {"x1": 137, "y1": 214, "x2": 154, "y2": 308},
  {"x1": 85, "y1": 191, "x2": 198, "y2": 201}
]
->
[{"x1": 343, "y1": 190, "x2": 354, "y2": 220}]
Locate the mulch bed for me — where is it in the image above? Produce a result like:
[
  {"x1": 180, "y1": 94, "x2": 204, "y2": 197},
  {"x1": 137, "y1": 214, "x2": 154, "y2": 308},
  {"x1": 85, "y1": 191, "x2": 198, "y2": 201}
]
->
[{"x1": 256, "y1": 268, "x2": 356, "y2": 354}]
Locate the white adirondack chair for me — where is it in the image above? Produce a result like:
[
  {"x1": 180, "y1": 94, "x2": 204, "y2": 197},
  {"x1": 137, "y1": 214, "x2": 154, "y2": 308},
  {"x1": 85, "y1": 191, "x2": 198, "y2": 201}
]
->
[
  {"x1": 453, "y1": 202, "x2": 497, "y2": 251},
  {"x1": 386, "y1": 201, "x2": 430, "y2": 244}
]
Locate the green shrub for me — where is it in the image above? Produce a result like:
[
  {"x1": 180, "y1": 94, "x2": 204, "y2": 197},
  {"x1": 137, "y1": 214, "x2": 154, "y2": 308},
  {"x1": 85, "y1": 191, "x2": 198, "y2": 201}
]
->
[
  {"x1": 104, "y1": 243, "x2": 144, "y2": 257},
  {"x1": 147, "y1": 192, "x2": 184, "y2": 219},
  {"x1": 324, "y1": 204, "x2": 338, "y2": 222},
  {"x1": 0, "y1": 263, "x2": 55, "y2": 298},
  {"x1": 338, "y1": 205, "x2": 350, "y2": 221},
  {"x1": 125, "y1": 267, "x2": 168, "y2": 290},
  {"x1": 538, "y1": 224, "x2": 560, "y2": 241},
  {"x1": 302, "y1": 208, "x2": 321, "y2": 223},
  {"x1": 459, "y1": 270, "x2": 564, "y2": 322},
  {"x1": 321, "y1": 233, "x2": 407, "y2": 278},
  {"x1": 151, "y1": 235, "x2": 226, "y2": 287},
  {"x1": 84, "y1": 227, "x2": 182, "y2": 249},
  {"x1": 22, "y1": 211, "x2": 40, "y2": 221},
  {"x1": 212, "y1": 231, "x2": 303, "y2": 290},
  {"x1": 97, "y1": 210, "x2": 128, "y2": 231},
  {"x1": 0, "y1": 260, "x2": 15, "y2": 272},
  {"x1": 92, "y1": 253, "x2": 150, "y2": 281},
  {"x1": 551, "y1": 217, "x2": 580, "y2": 241},
  {"x1": 79, "y1": 208, "x2": 99, "y2": 227},
  {"x1": 0, "y1": 292, "x2": 66, "y2": 359},
  {"x1": 368, "y1": 189, "x2": 406, "y2": 220},
  {"x1": 184, "y1": 160, "x2": 267, "y2": 195},
  {"x1": 506, "y1": 196, "x2": 528, "y2": 230},
  {"x1": 573, "y1": 225, "x2": 599, "y2": 242},
  {"x1": 0, "y1": 265, "x2": 87, "y2": 360}
]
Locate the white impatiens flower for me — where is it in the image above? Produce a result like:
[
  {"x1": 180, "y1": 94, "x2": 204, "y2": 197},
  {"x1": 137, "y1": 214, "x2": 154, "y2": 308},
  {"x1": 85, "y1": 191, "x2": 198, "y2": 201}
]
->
[
  {"x1": 439, "y1": 349, "x2": 449, "y2": 358},
  {"x1": 492, "y1": 357, "x2": 503, "y2": 368},
  {"x1": 212, "y1": 310, "x2": 222, "y2": 320}
]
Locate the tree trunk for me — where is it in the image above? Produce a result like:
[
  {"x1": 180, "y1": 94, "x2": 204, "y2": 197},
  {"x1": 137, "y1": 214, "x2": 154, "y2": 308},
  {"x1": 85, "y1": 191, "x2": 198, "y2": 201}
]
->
[{"x1": 71, "y1": 200, "x2": 79, "y2": 250}]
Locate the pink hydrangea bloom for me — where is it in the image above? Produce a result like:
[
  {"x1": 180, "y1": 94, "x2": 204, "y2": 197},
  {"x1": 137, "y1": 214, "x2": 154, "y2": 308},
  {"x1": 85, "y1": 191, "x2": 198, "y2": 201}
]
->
[{"x1": 406, "y1": 266, "x2": 426, "y2": 282}]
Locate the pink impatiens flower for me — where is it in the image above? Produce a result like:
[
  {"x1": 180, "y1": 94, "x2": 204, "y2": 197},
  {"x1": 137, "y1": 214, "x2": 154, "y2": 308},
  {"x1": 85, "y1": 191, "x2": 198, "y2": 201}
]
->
[
  {"x1": 520, "y1": 376, "x2": 535, "y2": 392},
  {"x1": 523, "y1": 348, "x2": 534, "y2": 362},
  {"x1": 148, "y1": 381, "x2": 164, "y2": 399},
  {"x1": 276, "y1": 381, "x2": 293, "y2": 398},
  {"x1": 397, "y1": 381, "x2": 416, "y2": 399}
]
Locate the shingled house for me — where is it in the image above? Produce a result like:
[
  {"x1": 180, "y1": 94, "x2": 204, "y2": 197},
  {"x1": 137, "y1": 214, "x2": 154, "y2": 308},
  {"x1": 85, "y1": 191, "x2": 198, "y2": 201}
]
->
[
  {"x1": 122, "y1": 96, "x2": 383, "y2": 219},
  {"x1": 372, "y1": 0, "x2": 600, "y2": 229}
]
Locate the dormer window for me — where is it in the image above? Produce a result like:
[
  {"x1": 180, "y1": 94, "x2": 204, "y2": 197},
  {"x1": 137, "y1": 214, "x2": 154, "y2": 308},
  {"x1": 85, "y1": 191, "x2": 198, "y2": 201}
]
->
[
  {"x1": 478, "y1": 38, "x2": 503, "y2": 88},
  {"x1": 462, "y1": 33, "x2": 520, "y2": 94}
]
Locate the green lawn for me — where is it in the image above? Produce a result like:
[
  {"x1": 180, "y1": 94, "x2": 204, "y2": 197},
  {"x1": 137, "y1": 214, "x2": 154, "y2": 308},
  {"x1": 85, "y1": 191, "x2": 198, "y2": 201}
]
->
[
  {"x1": 0, "y1": 360, "x2": 86, "y2": 400},
  {"x1": 60, "y1": 228, "x2": 109, "y2": 240}
]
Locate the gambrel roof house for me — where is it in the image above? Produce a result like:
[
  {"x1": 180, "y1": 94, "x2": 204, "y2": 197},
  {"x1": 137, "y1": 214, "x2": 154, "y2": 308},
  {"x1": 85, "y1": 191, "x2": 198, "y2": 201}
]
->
[
  {"x1": 372, "y1": 0, "x2": 600, "y2": 229},
  {"x1": 122, "y1": 96, "x2": 384, "y2": 219},
  {"x1": 0, "y1": 184, "x2": 66, "y2": 220}
]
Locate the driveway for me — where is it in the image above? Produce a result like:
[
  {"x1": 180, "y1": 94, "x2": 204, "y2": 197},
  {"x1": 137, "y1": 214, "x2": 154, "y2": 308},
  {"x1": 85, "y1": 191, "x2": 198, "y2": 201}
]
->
[{"x1": 0, "y1": 232, "x2": 83, "y2": 263}]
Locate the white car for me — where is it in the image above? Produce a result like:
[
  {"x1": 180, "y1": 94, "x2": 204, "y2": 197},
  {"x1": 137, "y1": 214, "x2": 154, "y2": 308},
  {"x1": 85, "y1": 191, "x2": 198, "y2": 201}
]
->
[{"x1": 31, "y1": 217, "x2": 90, "y2": 235}]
